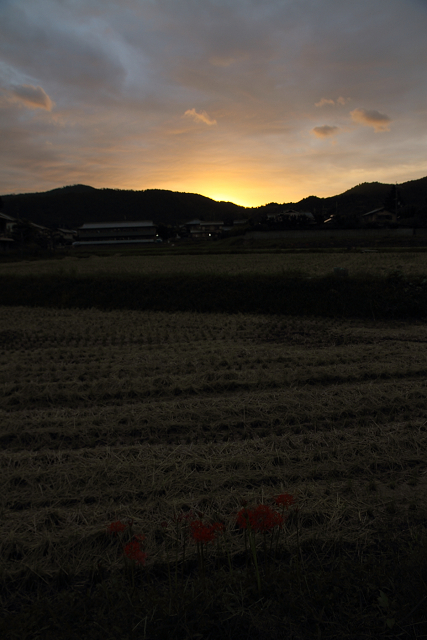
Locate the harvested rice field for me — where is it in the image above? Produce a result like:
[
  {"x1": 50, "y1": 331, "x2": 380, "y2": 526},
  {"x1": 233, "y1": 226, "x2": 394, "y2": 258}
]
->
[{"x1": 1, "y1": 306, "x2": 427, "y2": 638}]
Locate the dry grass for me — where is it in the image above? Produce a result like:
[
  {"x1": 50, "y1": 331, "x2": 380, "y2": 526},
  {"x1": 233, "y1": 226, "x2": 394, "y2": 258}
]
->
[
  {"x1": 1, "y1": 250, "x2": 427, "y2": 278},
  {"x1": 1, "y1": 306, "x2": 427, "y2": 638}
]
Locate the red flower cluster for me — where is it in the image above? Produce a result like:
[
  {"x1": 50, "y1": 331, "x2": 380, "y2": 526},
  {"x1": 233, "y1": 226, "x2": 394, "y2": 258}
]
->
[
  {"x1": 237, "y1": 504, "x2": 283, "y2": 533},
  {"x1": 190, "y1": 520, "x2": 225, "y2": 544},
  {"x1": 274, "y1": 493, "x2": 295, "y2": 509},
  {"x1": 123, "y1": 538, "x2": 147, "y2": 566},
  {"x1": 107, "y1": 520, "x2": 127, "y2": 535}
]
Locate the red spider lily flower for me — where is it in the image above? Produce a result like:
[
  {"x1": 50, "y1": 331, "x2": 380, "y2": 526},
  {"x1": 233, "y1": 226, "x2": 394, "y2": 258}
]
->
[
  {"x1": 236, "y1": 508, "x2": 250, "y2": 529},
  {"x1": 160, "y1": 521, "x2": 168, "y2": 528},
  {"x1": 123, "y1": 539, "x2": 147, "y2": 565},
  {"x1": 274, "y1": 493, "x2": 295, "y2": 509},
  {"x1": 190, "y1": 520, "x2": 225, "y2": 544},
  {"x1": 107, "y1": 520, "x2": 127, "y2": 535},
  {"x1": 211, "y1": 522, "x2": 225, "y2": 534},
  {"x1": 249, "y1": 504, "x2": 283, "y2": 533},
  {"x1": 190, "y1": 520, "x2": 215, "y2": 544},
  {"x1": 237, "y1": 504, "x2": 283, "y2": 533}
]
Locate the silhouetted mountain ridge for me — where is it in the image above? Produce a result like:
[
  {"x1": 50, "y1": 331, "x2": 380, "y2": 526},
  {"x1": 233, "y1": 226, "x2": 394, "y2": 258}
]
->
[{"x1": 1, "y1": 177, "x2": 426, "y2": 229}]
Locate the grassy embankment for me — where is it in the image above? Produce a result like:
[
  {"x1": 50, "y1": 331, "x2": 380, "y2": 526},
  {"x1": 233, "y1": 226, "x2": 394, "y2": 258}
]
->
[
  {"x1": 1, "y1": 249, "x2": 427, "y2": 318},
  {"x1": 1, "y1": 251, "x2": 427, "y2": 638}
]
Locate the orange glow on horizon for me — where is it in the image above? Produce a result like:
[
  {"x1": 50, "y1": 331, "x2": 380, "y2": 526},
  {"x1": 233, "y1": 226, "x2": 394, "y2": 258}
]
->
[
  {"x1": 204, "y1": 191, "x2": 255, "y2": 207},
  {"x1": 176, "y1": 181, "x2": 317, "y2": 208},
  {"x1": 154, "y1": 175, "x2": 306, "y2": 208}
]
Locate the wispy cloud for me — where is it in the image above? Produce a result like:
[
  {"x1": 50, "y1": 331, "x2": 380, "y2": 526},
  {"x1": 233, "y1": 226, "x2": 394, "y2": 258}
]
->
[
  {"x1": 350, "y1": 108, "x2": 391, "y2": 132},
  {"x1": 9, "y1": 84, "x2": 54, "y2": 110},
  {"x1": 311, "y1": 125, "x2": 340, "y2": 138},
  {"x1": 315, "y1": 98, "x2": 335, "y2": 107},
  {"x1": 184, "y1": 108, "x2": 217, "y2": 126},
  {"x1": 315, "y1": 97, "x2": 350, "y2": 107}
]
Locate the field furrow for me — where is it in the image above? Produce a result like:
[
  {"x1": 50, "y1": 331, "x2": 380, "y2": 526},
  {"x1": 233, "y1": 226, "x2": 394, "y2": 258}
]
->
[{"x1": 1, "y1": 304, "x2": 427, "y2": 637}]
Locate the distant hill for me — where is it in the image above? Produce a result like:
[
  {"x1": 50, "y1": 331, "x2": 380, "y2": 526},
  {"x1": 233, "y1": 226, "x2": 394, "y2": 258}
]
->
[
  {"x1": 1, "y1": 177, "x2": 426, "y2": 229},
  {"x1": 0, "y1": 186, "x2": 244, "y2": 229},
  {"x1": 322, "y1": 177, "x2": 427, "y2": 217}
]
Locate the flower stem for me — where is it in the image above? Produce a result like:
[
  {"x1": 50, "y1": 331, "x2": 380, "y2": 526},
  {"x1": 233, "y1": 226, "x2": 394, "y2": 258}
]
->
[{"x1": 248, "y1": 530, "x2": 261, "y2": 594}]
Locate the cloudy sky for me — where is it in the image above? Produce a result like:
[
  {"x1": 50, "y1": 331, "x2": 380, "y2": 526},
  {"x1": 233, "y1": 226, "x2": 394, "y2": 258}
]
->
[{"x1": 1, "y1": 0, "x2": 426, "y2": 206}]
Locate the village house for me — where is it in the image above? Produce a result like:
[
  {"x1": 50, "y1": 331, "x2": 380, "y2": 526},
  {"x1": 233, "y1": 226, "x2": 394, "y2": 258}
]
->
[
  {"x1": 73, "y1": 221, "x2": 158, "y2": 246},
  {"x1": 0, "y1": 213, "x2": 56, "y2": 250},
  {"x1": 221, "y1": 218, "x2": 250, "y2": 232},
  {"x1": 0, "y1": 212, "x2": 16, "y2": 251},
  {"x1": 181, "y1": 219, "x2": 224, "y2": 239},
  {"x1": 54, "y1": 228, "x2": 77, "y2": 246},
  {"x1": 0, "y1": 212, "x2": 18, "y2": 234},
  {"x1": 360, "y1": 207, "x2": 397, "y2": 227},
  {"x1": 265, "y1": 210, "x2": 315, "y2": 225}
]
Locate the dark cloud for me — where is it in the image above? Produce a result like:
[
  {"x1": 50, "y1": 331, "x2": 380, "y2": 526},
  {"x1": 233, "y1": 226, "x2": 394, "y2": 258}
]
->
[
  {"x1": 350, "y1": 108, "x2": 391, "y2": 132},
  {"x1": 311, "y1": 125, "x2": 340, "y2": 138},
  {"x1": 0, "y1": 2, "x2": 126, "y2": 101},
  {"x1": 10, "y1": 84, "x2": 54, "y2": 110}
]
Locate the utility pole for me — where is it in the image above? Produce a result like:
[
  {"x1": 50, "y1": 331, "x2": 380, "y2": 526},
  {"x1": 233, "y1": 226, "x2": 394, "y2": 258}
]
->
[{"x1": 395, "y1": 183, "x2": 398, "y2": 217}]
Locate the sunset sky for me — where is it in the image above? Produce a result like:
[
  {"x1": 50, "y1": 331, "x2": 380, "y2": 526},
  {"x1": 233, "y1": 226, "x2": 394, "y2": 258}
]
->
[{"x1": 1, "y1": 0, "x2": 426, "y2": 206}]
